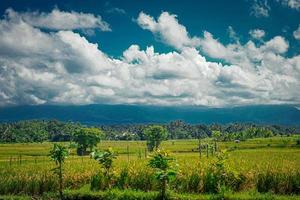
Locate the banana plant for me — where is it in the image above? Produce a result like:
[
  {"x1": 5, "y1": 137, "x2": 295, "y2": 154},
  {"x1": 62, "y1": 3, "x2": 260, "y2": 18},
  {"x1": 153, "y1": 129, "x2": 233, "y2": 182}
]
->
[
  {"x1": 148, "y1": 149, "x2": 177, "y2": 200},
  {"x1": 91, "y1": 147, "x2": 117, "y2": 189},
  {"x1": 49, "y1": 144, "x2": 69, "y2": 199}
]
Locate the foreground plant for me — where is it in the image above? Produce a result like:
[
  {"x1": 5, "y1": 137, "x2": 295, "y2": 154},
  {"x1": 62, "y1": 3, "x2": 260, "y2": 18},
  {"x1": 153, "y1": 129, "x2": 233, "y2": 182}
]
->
[
  {"x1": 91, "y1": 147, "x2": 117, "y2": 189},
  {"x1": 148, "y1": 149, "x2": 177, "y2": 200},
  {"x1": 49, "y1": 144, "x2": 69, "y2": 199}
]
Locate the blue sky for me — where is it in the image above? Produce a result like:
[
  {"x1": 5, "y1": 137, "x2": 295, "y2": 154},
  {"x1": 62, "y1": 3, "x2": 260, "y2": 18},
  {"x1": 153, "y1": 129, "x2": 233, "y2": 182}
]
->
[
  {"x1": 1, "y1": 0, "x2": 299, "y2": 57},
  {"x1": 0, "y1": 0, "x2": 300, "y2": 107}
]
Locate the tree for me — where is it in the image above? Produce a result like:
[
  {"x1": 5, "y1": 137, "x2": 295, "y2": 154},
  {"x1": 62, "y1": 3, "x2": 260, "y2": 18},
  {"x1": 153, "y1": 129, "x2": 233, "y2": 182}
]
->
[
  {"x1": 144, "y1": 125, "x2": 168, "y2": 152},
  {"x1": 91, "y1": 148, "x2": 117, "y2": 189},
  {"x1": 74, "y1": 127, "x2": 103, "y2": 155},
  {"x1": 148, "y1": 149, "x2": 177, "y2": 200},
  {"x1": 259, "y1": 128, "x2": 274, "y2": 138},
  {"x1": 212, "y1": 130, "x2": 222, "y2": 141},
  {"x1": 49, "y1": 144, "x2": 69, "y2": 199}
]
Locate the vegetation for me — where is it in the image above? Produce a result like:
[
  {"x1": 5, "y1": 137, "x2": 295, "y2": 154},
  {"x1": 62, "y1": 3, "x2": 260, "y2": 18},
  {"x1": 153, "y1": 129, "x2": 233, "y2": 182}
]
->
[
  {"x1": 0, "y1": 120, "x2": 298, "y2": 143},
  {"x1": 49, "y1": 144, "x2": 69, "y2": 199},
  {"x1": 90, "y1": 148, "x2": 117, "y2": 190},
  {"x1": 148, "y1": 149, "x2": 177, "y2": 199},
  {"x1": 144, "y1": 125, "x2": 168, "y2": 151},
  {"x1": 0, "y1": 120, "x2": 300, "y2": 199},
  {"x1": 2, "y1": 190, "x2": 300, "y2": 200},
  {"x1": 0, "y1": 136, "x2": 299, "y2": 198},
  {"x1": 74, "y1": 127, "x2": 103, "y2": 155},
  {"x1": 0, "y1": 120, "x2": 81, "y2": 143}
]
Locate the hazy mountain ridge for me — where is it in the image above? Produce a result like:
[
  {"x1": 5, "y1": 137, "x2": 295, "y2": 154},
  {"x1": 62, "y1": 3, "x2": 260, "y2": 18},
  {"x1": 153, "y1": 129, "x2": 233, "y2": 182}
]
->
[{"x1": 0, "y1": 104, "x2": 300, "y2": 125}]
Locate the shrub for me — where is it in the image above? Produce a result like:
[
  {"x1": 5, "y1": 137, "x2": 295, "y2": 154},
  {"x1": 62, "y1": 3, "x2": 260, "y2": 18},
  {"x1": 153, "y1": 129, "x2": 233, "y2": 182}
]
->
[
  {"x1": 115, "y1": 167, "x2": 129, "y2": 190},
  {"x1": 256, "y1": 172, "x2": 300, "y2": 194},
  {"x1": 203, "y1": 150, "x2": 246, "y2": 194},
  {"x1": 90, "y1": 173, "x2": 106, "y2": 191},
  {"x1": 127, "y1": 167, "x2": 156, "y2": 191}
]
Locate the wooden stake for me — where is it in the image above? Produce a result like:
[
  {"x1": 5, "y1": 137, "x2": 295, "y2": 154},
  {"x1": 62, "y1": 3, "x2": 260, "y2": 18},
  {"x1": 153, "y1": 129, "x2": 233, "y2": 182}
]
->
[
  {"x1": 127, "y1": 145, "x2": 129, "y2": 161},
  {"x1": 206, "y1": 144, "x2": 209, "y2": 158}
]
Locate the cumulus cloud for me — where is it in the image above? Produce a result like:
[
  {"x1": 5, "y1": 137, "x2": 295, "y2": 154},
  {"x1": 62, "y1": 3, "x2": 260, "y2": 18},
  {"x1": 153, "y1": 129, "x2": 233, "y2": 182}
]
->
[
  {"x1": 137, "y1": 11, "x2": 200, "y2": 50},
  {"x1": 136, "y1": 12, "x2": 299, "y2": 105},
  {"x1": 250, "y1": 0, "x2": 270, "y2": 18},
  {"x1": 0, "y1": 9, "x2": 300, "y2": 107},
  {"x1": 294, "y1": 25, "x2": 300, "y2": 40},
  {"x1": 249, "y1": 29, "x2": 265, "y2": 40},
  {"x1": 137, "y1": 12, "x2": 290, "y2": 67},
  {"x1": 5, "y1": 8, "x2": 111, "y2": 31}
]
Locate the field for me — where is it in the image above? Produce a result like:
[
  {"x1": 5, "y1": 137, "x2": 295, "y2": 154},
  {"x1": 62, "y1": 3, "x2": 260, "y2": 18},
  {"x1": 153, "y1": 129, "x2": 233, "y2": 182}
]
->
[{"x1": 1, "y1": 136, "x2": 300, "y2": 199}]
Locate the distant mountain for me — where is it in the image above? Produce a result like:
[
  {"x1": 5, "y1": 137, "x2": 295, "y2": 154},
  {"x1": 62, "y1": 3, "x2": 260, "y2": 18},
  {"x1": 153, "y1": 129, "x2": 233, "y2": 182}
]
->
[{"x1": 0, "y1": 104, "x2": 300, "y2": 125}]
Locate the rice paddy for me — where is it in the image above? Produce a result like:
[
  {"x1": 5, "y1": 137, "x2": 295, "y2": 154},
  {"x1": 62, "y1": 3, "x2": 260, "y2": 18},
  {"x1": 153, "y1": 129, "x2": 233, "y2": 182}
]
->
[{"x1": 0, "y1": 135, "x2": 300, "y2": 199}]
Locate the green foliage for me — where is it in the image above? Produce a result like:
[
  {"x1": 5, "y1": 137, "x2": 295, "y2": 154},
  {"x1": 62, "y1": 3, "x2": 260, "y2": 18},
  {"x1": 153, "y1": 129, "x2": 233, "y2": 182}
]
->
[
  {"x1": 90, "y1": 173, "x2": 106, "y2": 191},
  {"x1": 1, "y1": 120, "x2": 297, "y2": 143},
  {"x1": 47, "y1": 120, "x2": 82, "y2": 142},
  {"x1": 91, "y1": 148, "x2": 117, "y2": 189},
  {"x1": 213, "y1": 127, "x2": 275, "y2": 142},
  {"x1": 0, "y1": 196, "x2": 31, "y2": 200},
  {"x1": 50, "y1": 144, "x2": 69, "y2": 165},
  {"x1": 257, "y1": 172, "x2": 300, "y2": 194},
  {"x1": 49, "y1": 144, "x2": 69, "y2": 199},
  {"x1": 64, "y1": 188, "x2": 162, "y2": 200},
  {"x1": 148, "y1": 149, "x2": 177, "y2": 199},
  {"x1": 144, "y1": 125, "x2": 168, "y2": 152},
  {"x1": 115, "y1": 167, "x2": 130, "y2": 190},
  {"x1": 203, "y1": 150, "x2": 245, "y2": 194},
  {"x1": 4, "y1": 190, "x2": 300, "y2": 200},
  {"x1": 212, "y1": 131, "x2": 222, "y2": 141},
  {"x1": 91, "y1": 148, "x2": 117, "y2": 173},
  {"x1": 0, "y1": 121, "x2": 48, "y2": 143},
  {"x1": 0, "y1": 120, "x2": 82, "y2": 143},
  {"x1": 74, "y1": 127, "x2": 103, "y2": 155},
  {"x1": 1, "y1": 137, "x2": 300, "y2": 196}
]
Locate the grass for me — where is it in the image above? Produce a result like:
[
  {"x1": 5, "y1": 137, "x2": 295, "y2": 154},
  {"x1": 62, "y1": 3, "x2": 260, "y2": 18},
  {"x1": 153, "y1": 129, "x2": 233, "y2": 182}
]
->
[
  {"x1": 0, "y1": 135, "x2": 300, "y2": 198},
  {"x1": 1, "y1": 189, "x2": 300, "y2": 200}
]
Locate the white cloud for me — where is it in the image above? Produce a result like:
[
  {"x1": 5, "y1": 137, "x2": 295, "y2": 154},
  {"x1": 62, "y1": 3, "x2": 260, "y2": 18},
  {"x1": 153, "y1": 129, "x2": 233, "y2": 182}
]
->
[
  {"x1": 137, "y1": 11, "x2": 200, "y2": 50},
  {"x1": 5, "y1": 8, "x2": 111, "y2": 31},
  {"x1": 261, "y1": 36, "x2": 289, "y2": 54},
  {"x1": 294, "y1": 25, "x2": 300, "y2": 40},
  {"x1": 199, "y1": 31, "x2": 228, "y2": 59},
  {"x1": 0, "y1": 9, "x2": 300, "y2": 107},
  {"x1": 228, "y1": 26, "x2": 239, "y2": 42},
  {"x1": 249, "y1": 29, "x2": 266, "y2": 39},
  {"x1": 279, "y1": 0, "x2": 300, "y2": 10},
  {"x1": 106, "y1": 7, "x2": 126, "y2": 15},
  {"x1": 250, "y1": 0, "x2": 270, "y2": 18}
]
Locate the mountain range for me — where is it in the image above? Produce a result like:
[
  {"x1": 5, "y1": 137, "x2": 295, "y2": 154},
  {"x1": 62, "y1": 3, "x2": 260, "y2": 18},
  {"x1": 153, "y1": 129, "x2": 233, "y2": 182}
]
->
[{"x1": 0, "y1": 104, "x2": 300, "y2": 125}]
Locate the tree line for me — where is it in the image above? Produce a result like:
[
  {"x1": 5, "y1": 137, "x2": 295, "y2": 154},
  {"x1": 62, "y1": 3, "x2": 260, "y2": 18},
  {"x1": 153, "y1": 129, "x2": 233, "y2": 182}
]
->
[{"x1": 0, "y1": 119, "x2": 298, "y2": 143}]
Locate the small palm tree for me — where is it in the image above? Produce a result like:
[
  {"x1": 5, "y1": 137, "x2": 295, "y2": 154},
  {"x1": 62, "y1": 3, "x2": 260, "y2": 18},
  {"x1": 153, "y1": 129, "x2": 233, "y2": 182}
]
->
[{"x1": 49, "y1": 144, "x2": 69, "y2": 199}]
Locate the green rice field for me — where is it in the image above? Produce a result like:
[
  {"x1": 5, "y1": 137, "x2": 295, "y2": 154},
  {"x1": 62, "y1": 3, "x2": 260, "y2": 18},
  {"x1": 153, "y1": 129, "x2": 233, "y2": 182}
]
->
[{"x1": 1, "y1": 136, "x2": 300, "y2": 199}]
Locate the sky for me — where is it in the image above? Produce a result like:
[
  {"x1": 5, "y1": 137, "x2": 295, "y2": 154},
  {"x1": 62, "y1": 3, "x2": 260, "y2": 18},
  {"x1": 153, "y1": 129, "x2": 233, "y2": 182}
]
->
[{"x1": 0, "y1": 0, "x2": 300, "y2": 107}]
